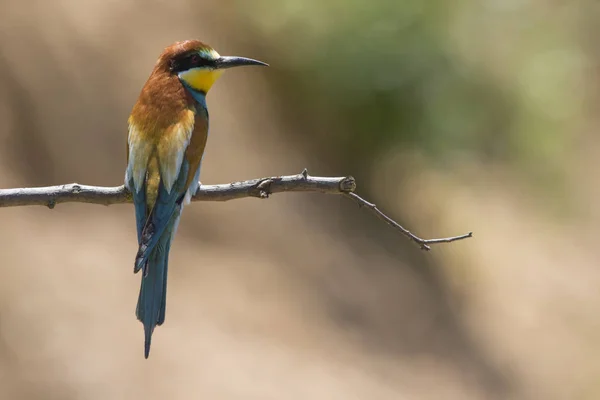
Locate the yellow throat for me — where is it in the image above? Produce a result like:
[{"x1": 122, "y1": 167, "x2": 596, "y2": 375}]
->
[{"x1": 178, "y1": 68, "x2": 224, "y2": 93}]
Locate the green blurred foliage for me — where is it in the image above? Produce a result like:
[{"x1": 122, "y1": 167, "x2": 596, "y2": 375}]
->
[{"x1": 238, "y1": 0, "x2": 588, "y2": 190}]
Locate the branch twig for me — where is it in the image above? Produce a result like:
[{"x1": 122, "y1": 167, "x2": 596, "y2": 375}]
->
[
  {"x1": 344, "y1": 192, "x2": 472, "y2": 250},
  {"x1": 0, "y1": 169, "x2": 472, "y2": 250}
]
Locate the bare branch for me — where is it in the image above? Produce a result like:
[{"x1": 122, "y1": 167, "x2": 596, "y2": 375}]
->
[
  {"x1": 0, "y1": 169, "x2": 472, "y2": 249},
  {"x1": 344, "y1": 192, "x2": 472, "y2": 251}
]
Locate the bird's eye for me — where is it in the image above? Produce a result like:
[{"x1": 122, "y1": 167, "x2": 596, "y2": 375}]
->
[{"x1": 190, "y1": 54, "x2": 200, "y2": 65}]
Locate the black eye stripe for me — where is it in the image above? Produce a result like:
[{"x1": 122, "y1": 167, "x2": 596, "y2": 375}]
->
[{"x1": 171, "y1": 52, "x2": 213, "y2": 73}]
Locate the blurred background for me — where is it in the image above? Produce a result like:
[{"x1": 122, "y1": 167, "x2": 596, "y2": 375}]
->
[{"x1": 0, "y1": 0, "x2": 598, "y2": 399}]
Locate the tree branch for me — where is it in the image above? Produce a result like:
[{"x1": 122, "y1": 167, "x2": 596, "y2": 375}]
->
[{"x1": 0, "y1": 169, "x2": 472, "y2": 250}]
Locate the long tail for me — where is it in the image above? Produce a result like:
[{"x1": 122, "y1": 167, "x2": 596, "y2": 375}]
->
[
  {"x1": 135, "y1": 207, "x2": 180, "y2": 358},
  {"x1": 130, "y1": 157, "x2": 190, "y2": 358}
]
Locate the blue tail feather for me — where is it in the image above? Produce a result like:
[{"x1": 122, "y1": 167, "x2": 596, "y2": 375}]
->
[
  {"x1": 157, "y1": 234, "x2": 173, "y2": 326},
  {"x1": 136, "y1": 206, "x2": 180, "y2": 358}
]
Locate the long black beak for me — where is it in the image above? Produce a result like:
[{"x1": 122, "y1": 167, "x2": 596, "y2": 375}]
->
[{"x1": 214, "y1": 56, "x2": 269, "y2": 69}]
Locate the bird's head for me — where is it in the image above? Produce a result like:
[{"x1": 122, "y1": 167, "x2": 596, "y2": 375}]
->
[{"x1": 160, "y1": 40, "x2": 268, "y2": 95}]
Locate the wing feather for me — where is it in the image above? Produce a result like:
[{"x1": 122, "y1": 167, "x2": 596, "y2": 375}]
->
[{"x1": 157, "y1": 110, "x2": 195, "y2": 193}]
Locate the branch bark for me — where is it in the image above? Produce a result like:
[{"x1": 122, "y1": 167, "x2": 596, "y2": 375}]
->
[{"x1": 0, "y1": 169, "x2": 472, "y2": 250}]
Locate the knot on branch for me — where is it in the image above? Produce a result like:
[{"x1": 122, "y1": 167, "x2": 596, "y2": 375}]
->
[
  {"x1": 339, "y1": 176, "x2": 356, "y2": 193},
  {"x1": 253, "y1": 177, "x2": 281, "y2": 199}
]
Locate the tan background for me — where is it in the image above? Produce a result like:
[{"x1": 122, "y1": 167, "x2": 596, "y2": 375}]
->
[{"x1": 0, "y1": 0, "x2": 599, "y2": 399}]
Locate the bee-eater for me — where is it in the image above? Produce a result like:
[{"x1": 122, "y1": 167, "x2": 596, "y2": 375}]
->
[{"x1": 125, "y1": 40, "x2": 267, "y2": 358}]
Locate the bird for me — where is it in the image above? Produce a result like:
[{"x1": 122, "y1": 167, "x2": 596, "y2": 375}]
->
[{"x1": 125, "y1": 40, "x2": 267, "y2": 358}]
